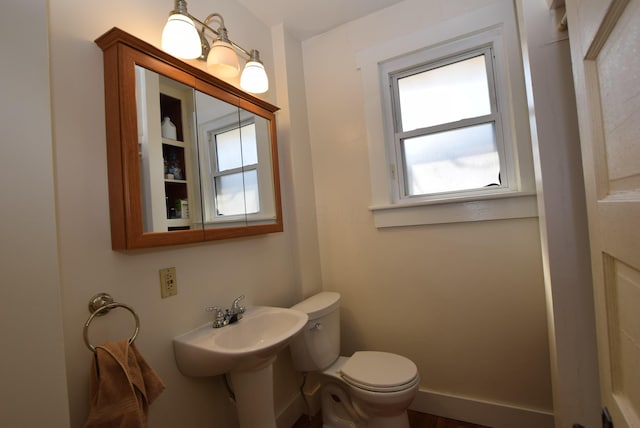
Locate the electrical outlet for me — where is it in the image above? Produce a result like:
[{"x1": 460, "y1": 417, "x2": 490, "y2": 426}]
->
[{"x1": 159, "y1": 267, "x2": 178, "y2": 298}]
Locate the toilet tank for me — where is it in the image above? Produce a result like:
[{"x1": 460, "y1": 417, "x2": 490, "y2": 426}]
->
[{"x1": 289, "y1": 292, "x2": 341, "y2": 372}]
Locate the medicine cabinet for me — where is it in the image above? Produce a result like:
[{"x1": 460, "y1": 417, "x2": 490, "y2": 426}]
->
[{"x1": 95, "y1": 28, "x2": 282, "y2": 249}]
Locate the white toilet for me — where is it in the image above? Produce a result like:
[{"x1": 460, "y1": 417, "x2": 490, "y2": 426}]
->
[{"x1": 289, "y1": 292, "x2": 420, "y2": 428}]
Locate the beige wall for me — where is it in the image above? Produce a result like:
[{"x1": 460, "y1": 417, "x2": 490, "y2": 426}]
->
[
  {"x1": 2, "y1": 0, "x2": 560, "y2": 426},
  {"x1": 47, "y1": 0, "x2": 317, "y2": 426},
  {"x1": 0, "y1": 1, "x2": 70, "y2": 426},
  {"x1": 302, "y1": 0, "x2": 553, "y2": 413}
]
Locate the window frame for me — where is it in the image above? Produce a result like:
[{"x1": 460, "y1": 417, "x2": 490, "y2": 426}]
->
[
  {"x1": 388, "y1": 45, "x2": 510, "y2": 201},
  {"x1": 198, "y1": 111, "x2": 277, "y2": 226},
  {"x1": 356, "y1": 14, "x2": 537, "y2": 227}
]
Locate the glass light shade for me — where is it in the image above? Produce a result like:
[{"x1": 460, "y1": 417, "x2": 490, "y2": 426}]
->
[
  {"x1": 207, "y1": 41, "x2": 240, "y2": 78},
  {"x1": 161, "y1": 13, "x2": 202, "y2": 59},
  {"x1": 240, "y1": 61, "x2": 269, "y2": 94}
]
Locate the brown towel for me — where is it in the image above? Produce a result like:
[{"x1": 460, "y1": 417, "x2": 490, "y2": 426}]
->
[{"x1": 85, "y1": 340, "x2": 165, "y2": 428}]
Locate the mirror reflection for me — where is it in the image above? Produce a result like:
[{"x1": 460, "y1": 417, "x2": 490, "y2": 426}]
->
[
  {"x1": 195, "y1": 92, "x2": 275, "y2": 229},
  {"x1": 134, "y1": 65, "x2": 276, "y2": 234}
]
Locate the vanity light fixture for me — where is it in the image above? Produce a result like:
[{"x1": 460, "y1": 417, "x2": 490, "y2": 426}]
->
[{"x1": 161, "y1": 0, "x2": 269, "y2": 93}]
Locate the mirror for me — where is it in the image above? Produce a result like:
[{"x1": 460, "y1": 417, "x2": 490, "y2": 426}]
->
[
  {"x1": 194, "y1": 91, "x2": 277, "y2": 230},
  {"x1": 96, "y1": 28, "x2": 282, "y2": 249}
]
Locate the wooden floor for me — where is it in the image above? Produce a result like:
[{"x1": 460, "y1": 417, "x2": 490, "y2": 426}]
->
[{"x1": 292, "y1": 410, "x2": 490, "y2": 427}]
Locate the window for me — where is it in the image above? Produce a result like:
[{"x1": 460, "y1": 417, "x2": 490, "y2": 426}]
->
[
  {"x1": 390, "y1": 48, "x2": 504, "y2": 198},
  {"x1": 210, "y1": 121, "x2": 260, "y2": 216},
  {"x1": 357, "y1": 18, "x2": 537, "y2": 227}
]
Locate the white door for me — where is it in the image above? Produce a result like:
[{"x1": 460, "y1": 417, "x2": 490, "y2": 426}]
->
[{"x1": 566, "y1": 0, "x2": 640, "y2": 426}]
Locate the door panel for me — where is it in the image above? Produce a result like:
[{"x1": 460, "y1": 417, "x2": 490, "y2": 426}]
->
[
  {"x1": 567, "y1": 0, "x2": 640, "y2": 426},
  {"x1": 595, "y1": 2, "x2": 640, "y2": 191},
  {"x1": 605, "y1": 256, "x2": 640, "y2": 424},
  {"x1": 576, "y1": 0, "x2": 613, "y2": 52}
]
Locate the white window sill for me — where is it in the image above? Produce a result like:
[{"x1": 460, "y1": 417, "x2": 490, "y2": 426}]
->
[
  {"x1": 369, "y1": 192, "x2": 538, "y2": 228},
  {"x1": 195, "y1": 215, "x2": 278, "y2": 228}
]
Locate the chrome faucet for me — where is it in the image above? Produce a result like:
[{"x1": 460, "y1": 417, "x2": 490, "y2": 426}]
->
[
  {"x1": 230, "y1": 294, "x2": 246, "y2": 321},
  {"x1": 206, "y1": 294, "x2": 246, "y2": 328}
]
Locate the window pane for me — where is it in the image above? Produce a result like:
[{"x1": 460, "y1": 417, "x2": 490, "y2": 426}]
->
[
  {"x1": 402, "y1": 123, "x2": 500, "y2": 196},
  {"x1": 239, "y1": 124, "x2": 257, "y2": 165},
  {"x1": 397, "y1": 55, "x2": 491, "y2": 132},
  {"x1": 215, "y1": 170, "x2": 259, "y2": 216},
  {"x1": 241, "y1": 170, "x2": 259, "y2": 214},
  {"x1": 216, "y1": 124, "x2": 257, "y2": 171},
  {"x1": 216, "y1": 128, "x2": 242, "y2": 171}
]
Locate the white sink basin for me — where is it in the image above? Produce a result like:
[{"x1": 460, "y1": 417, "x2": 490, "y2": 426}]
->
[{"x1": 173, "y1": 306, "x2": 308, "y2": 377}]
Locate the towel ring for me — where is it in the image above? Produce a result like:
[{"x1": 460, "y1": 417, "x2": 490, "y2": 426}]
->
[{"x1": 83, "y1": 293, "x2": 140, "y2": 353}]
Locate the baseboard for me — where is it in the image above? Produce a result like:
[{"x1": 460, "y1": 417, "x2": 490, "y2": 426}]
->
[
  {"x1": 276, "y1": 391, "x2": 305, "y2": 428},
  {"x1": 410, "y1": 388, "x2": 554, "y2": 428},
  {"x1": 278, "y1": 384, "x2": 554, "y2": 428},
  {"x1": 277, "y1": 378, "x2": 321, "y2": 427}
]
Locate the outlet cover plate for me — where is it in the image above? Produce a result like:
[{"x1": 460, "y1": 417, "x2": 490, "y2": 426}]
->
[{"x1": 159, "y1": 267, "x2": 177, "y2": 298}]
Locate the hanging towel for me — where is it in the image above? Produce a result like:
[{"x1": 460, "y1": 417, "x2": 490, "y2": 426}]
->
[{"x1": 85, "y1": 340, "x2": 165, "y2": 428}]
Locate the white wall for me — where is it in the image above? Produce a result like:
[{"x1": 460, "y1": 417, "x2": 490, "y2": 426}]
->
[
  {"x1": 301, "y1": 0, "x2": 554, "y2": 424},
  {"x1": 46, "y1": 0, "x2": 319, "y2": 426},
  {"x1": 271, "y1": 23, "x2": 323, "y2": 300},
  {"x1": 0, "y1": 1, "x2": 71, "y2": 426}
]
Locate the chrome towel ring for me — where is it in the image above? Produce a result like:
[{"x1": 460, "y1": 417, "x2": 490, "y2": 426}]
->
[{"x1": 83, "y1": 292, "x2": 140, "y2": 353}]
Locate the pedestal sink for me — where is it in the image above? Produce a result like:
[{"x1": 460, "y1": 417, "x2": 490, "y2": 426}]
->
[{"x1": 173, "y1": 306, "x2": 308, "y2": 428}]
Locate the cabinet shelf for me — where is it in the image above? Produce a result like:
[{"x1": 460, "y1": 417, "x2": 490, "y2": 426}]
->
[
  {"x1": 162, "y1": 137, "x2": 186, "y2": 147},
  {"x1": 167, "y1": 218, "x2": 190, "y2": 226}
]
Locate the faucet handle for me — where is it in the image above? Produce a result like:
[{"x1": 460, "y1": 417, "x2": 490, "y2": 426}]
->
[
  {"x1": 205, "y1": 305, "x2": 222, "y2": 313},
  {"x1": 205, "y1": 306, "x2": 226, "y2": 328}
]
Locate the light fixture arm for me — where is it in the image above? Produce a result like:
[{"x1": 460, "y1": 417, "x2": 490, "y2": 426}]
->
[{"x1": 187, "y1": 11, "x2": 252, "y2": 61}]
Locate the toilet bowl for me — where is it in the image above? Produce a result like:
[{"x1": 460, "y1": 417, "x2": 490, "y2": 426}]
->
[{"x1": 289, "y1": 292, "x2": 419, "y2": 428}]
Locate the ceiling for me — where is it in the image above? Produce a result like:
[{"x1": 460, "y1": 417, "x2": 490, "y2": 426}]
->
[{"x1": 234, "y1": 0, "x2": 406, "y2": 41}]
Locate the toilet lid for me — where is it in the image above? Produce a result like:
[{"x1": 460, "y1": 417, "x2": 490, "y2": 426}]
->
[{"x1": 339, "y1": 351, "x2": 418, "y2": 392}]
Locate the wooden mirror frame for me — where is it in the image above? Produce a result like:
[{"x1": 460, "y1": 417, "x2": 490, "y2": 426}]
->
[{"x1": 95, "y1": 28, "x2": 282, "y2": 250}]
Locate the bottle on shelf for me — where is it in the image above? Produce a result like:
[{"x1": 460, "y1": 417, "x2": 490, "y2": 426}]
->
[
  {"x1": 180, "y1": 199, "x2": 189, "y2": 219},
  {"x1": 161, "y1": 116, "x2": 177, "y2": 140}
]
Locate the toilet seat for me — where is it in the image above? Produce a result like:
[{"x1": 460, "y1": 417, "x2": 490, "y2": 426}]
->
[{"x1": 339, "y1": 351, "x2": 419, "y2": 393}]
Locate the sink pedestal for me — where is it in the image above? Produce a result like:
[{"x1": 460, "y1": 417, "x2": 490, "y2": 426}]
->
[
  {"x1": 230, "y1": 356, "x2": 277, "y2": 428},
  {"x1": 172, "y1": 306, "x2": 309, "y2": 427}
]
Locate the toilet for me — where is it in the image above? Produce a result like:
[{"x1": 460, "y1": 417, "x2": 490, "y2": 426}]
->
[{"x1": 289, "y1": 292, "x2": 419, "y2": 428}]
